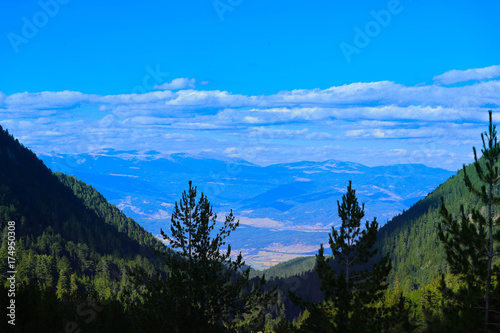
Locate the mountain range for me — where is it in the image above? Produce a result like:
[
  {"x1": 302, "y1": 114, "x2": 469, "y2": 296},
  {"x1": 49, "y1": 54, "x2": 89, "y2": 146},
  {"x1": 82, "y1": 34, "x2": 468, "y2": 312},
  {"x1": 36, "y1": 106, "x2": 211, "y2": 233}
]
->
[
  {"x1": 0, "y1": 122, "x2": 490, "y2": 330},
  {"x1": 256, "y1": 154, "x2": 484, "y2": 295},
  {"x1": 40, "y1": 150, "x2": 454, "y2": 269}
]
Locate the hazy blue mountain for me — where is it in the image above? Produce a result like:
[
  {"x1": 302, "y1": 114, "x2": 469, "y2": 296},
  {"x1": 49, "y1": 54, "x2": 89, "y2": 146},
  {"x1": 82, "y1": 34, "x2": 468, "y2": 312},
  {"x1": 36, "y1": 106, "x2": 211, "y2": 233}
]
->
[{"x1": 41, "y1": 150, "x2": 454, "y2": 269}]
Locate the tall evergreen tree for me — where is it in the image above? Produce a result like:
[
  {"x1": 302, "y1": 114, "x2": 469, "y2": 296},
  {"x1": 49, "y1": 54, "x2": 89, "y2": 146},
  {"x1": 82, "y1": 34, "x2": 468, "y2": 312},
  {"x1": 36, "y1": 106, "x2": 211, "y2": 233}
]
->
[
  {"x1": 439, "y1": 110, "x2": 500, "y2": 332},
  {"x1": 147, "y1": 181, "x2": 273, "y2": 332},
  {"x1": 314, "y1": 181, "x2": 393, "y2": 332},
  {"x1": 56, "y1": 267, "x2": 70, "y2": 300}
]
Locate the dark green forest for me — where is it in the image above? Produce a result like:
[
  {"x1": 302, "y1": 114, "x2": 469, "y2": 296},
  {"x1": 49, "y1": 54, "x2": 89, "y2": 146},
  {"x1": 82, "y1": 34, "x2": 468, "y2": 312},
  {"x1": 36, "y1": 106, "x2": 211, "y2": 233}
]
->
[{"x1": 1, "y1": 112, "x2": 500, "y2": 332}]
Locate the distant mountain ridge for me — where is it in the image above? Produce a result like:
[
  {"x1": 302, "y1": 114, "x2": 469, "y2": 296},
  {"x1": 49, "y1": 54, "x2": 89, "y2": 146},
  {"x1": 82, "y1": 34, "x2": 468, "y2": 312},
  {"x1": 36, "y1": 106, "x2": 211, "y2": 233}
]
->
[
  {"x1": 41, "y1": 150, "x2": 454, "y2": 269},
  {"x1": 256, "y1": 155, "x2": 488, "y2": 295},
  {"x1": 0, "y1": 126, "x2": 165, "y2": 260}
]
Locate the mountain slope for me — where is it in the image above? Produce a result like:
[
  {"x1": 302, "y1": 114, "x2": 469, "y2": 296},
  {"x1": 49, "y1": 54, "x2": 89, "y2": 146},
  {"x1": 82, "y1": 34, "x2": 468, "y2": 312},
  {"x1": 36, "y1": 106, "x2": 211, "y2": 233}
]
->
[
  {"x1": 376, "y1": 163, "x2": 481, "y2": 290},
  {"x1": 244, "y1": 163, "x2": 487, "y2": 322},
  {"x1": 257, "y1": 160, "x2": 484, "y2": 292},
  {"x1": 0, "y1": 126, "x2": 164, "y2": 258},
  {"x1": 0, "y1": 125, "x2": 168, "y2": 302}
]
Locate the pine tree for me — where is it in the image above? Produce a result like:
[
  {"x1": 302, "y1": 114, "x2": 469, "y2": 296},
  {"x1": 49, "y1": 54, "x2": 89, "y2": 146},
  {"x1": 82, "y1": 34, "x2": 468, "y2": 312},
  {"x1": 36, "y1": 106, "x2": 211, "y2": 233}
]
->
[
  {"x1": 56, "y1": 267, "x2": 70, "y2": 300},
  {"x1": 145, "y1": 181, "x2": 273, "y2": 331},
  {"x1": 439, "y1": 110, "x2": 500, "y2": 332},
  {"x1": 315, "y1": 181, "x2": 392, "y2": 332},
  {"x1": 69, "y1": 272, "x2": 79, "y2": 296}
]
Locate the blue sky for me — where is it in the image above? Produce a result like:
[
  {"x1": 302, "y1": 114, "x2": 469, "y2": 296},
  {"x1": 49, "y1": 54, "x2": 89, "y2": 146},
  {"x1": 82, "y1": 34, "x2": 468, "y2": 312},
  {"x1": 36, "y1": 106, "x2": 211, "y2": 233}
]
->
[{"x1": 1, "y1": 0, "x2": 499, "y2": 170}]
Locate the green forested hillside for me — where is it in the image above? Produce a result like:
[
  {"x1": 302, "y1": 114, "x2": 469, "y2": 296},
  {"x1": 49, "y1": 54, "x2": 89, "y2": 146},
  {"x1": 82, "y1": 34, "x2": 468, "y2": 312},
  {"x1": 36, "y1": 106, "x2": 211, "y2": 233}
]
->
[
  {"x1": 0, "y1": 126, "x2": 168, "y2": 332},
  {"x1": 54, "y1": 172, "x2": 165, "y2": 255},
  {"x1": 259, "y1": 159, "x2": 488, "y2": 294},
  {"x1": 0, "y1": 126, "x2": 165, "y2": 259},
  {"x1": 376, "y1": 161, "x2": 486, "y2": 291}
]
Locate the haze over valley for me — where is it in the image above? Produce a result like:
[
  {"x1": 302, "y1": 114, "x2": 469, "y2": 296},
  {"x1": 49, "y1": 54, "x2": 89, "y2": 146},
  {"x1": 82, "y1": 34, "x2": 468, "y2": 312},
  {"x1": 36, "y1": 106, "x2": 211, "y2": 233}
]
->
[{"x1": 41, "y1": 151, "x2": 454, "y2": 269}]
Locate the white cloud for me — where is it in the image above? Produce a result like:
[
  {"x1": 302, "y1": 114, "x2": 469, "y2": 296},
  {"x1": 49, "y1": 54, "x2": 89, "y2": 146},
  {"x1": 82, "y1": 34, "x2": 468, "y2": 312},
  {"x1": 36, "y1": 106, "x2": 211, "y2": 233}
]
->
[
  {"x1": 2, "y1": 66, "x2": 500, "y2": 171},
  {"x1": 3, "y1": 81, "x2": 499, "y2": 120},
  {"x1": 224, "y1": 147, "x2": 237, "y2": 154},
  {"x1": 154, "y1": 78, "x2": 197, "y2": 90},
  {"x1": 129, "y1": 116, "x2": 172, "y2": 125},
  {"x1": 305, "y1": 132, "x2": 335, "y2": 140},
  {"x1": 248, "y1": 127, "x2": 308, "y2": 139},
  {"x1": 244, "y1": 116, "x2": 260, "y2": 123},
  {"x1": 5, "y1": 91, "x2": 90, "y2": 108},
  {"x1": 163, "y1": 133, "x2": 197, "y2": 141},
  {"x1": 343, "y1": 122, "x2": 480, "y2": 143},
  {"x1": 433, "y1": 65, "x2": 500, "y2": 85},
  {"x1": 390, "y1": 149, "x2": 408, "y2": 156}
]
